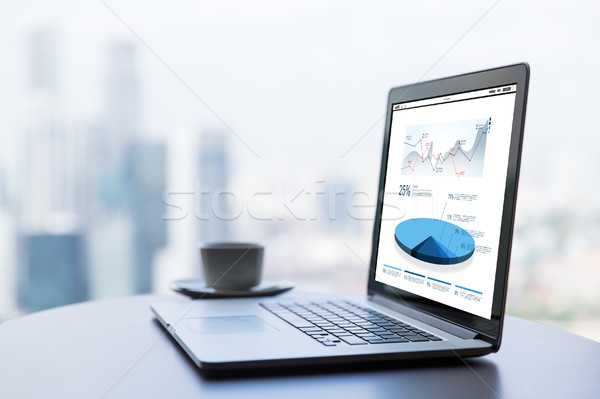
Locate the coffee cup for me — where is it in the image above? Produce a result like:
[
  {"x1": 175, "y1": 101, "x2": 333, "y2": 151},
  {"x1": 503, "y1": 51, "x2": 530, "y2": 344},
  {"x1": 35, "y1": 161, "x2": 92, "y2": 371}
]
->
[{"x1": 199, "y1": 242, "x2": 264, "y2": 290}]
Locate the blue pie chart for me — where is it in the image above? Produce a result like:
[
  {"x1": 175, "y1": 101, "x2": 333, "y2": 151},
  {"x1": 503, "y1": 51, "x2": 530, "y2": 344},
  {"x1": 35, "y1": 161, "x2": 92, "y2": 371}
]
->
[{"x1": 394, "y1": 218, "x2": 475, "y2": 265}]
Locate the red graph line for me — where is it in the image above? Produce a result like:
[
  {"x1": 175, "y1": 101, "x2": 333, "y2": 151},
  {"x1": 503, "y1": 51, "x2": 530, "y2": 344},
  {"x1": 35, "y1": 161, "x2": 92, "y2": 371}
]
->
[
  {"x1": 451, "y1": 155, "x2": 459, "y2": 176},
  {"x1": 401, "y1": 147, "x2": 463, "y2": 176}
]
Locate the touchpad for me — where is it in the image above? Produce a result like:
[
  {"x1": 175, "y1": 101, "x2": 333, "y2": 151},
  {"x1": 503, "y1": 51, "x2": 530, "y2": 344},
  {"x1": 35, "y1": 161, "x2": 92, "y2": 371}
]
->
[{"x1": 184, "y1": 316, "x2": 277, "y2": 335}]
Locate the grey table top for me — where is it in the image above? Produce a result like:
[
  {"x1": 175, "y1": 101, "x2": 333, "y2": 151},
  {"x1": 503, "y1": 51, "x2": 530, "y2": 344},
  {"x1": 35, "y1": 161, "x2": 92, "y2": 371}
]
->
[{"x1": 0, "y1": 294, "x2": 598, "y2": 398}]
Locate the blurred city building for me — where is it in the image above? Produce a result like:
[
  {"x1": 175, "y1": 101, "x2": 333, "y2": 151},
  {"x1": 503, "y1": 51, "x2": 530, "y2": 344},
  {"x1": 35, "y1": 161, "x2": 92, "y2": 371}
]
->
[
  {"x1": 17, "y1": 28, "x2": 89, "y2": 313},
  {"x1": 20, "y1": 232, "x2": 87, "y2": 312},
  {"x1": 129, "y1": 142, "x2": 167, "y2": 292},
  {"x1": 198, "y1": 131, "x2": 230, "y2": 243},
  {"x1": 87, "y1": 42, "x2": 166, "y2": 297}
]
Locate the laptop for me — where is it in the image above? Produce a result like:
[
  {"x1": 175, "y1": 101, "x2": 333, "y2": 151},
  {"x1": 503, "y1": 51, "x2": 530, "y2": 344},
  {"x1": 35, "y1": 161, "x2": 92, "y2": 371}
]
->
[{"x1": 152, "y1": 63, "x2": 530, "y2": 371}]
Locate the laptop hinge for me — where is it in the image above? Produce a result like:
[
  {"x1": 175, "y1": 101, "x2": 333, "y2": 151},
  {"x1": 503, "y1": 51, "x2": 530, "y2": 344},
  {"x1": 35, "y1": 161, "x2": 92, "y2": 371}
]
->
[{"x1": 369, "y1": 293, "x2": 479, "y2": 340}]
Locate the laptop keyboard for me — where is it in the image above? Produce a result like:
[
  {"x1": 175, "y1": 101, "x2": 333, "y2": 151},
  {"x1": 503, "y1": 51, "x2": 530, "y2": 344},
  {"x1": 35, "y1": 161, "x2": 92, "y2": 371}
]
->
[{"x1": 260, "y1": 301, "x2": 441, "y2": 347}]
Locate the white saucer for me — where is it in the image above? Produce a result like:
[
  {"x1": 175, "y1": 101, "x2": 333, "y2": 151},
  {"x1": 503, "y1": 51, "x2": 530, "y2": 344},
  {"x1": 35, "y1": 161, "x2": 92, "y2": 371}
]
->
[{"x1": 171, "y1": 279, "x2": 295, "y2": 299}]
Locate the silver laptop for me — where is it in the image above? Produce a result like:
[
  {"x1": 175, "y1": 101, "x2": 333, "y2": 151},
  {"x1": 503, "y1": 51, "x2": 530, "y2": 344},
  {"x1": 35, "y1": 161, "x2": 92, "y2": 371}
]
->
[{"x1": 152, "y1": 64, "x2": 530, "y2": 371}]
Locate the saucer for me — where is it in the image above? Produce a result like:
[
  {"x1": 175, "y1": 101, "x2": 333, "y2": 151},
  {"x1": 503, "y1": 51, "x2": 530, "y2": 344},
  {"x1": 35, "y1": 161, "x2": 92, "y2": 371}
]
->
[{"x1": 171, "y1": 279, "x2": 295, "y2": 299}]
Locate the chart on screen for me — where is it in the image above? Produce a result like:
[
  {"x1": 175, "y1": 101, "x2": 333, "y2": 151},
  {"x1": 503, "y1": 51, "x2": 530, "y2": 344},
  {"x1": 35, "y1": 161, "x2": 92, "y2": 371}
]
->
[
  {"x1": 394, "y1": 218, "x2": 475, "y2": 265},
  {"x1": 401, "y1": 118, "x2": 490, "y2": 178}
]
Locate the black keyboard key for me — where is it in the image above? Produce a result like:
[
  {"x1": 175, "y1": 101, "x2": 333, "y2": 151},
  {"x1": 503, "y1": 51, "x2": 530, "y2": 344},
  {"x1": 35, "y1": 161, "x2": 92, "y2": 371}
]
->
[
  {"x1": 362, "y1": 337, "x2": 384, "y2": 343},
  {"x1": 404, "y1": 335, "x2": 429, "y2": 342},
  {"x1": 346, "y1": 328, "x2": 367, "y2": 334},
  {"x1": 379, "y1": 333, "x2": 398, "y2": 339},
  {"x1": 388, "y1": 327, "x2": 409, "y2": 332},
  {"x1": 366, "y1": 328, "x2": 387, "y2": 333},
  {"x1": 355, "y1": 322, "x2": 375, "y2": 327},
  {"x1": 382, "y1": 338, "x2": 409, "y2": 343},
  {"x1": 396, "y1": 331, "x2": 418, "y2": 336},
  {"x1": 356, "y1": 333, "x2": 378, "y2": 338},
  {"x1": 323, "y1": 328, "x2": 346, "y2": 334}
]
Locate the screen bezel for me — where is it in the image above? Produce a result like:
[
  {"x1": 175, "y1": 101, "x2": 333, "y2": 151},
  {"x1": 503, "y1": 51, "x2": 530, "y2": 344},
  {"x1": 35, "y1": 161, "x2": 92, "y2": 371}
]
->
[{"x1": 367, "y1": 63, "x2": 530, "y2": 350}]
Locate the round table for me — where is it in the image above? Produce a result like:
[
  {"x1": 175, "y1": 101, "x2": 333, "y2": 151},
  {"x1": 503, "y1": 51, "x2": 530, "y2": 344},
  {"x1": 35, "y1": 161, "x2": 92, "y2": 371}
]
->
[{"x1": 0, "y1": 294, "x2": 598, "y2": 398}]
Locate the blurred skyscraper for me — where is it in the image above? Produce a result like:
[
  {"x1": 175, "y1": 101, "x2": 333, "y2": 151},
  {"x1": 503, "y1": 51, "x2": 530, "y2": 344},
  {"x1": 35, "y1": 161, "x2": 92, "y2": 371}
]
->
[
  {"x1": 129, "y1": 142, "x2": 167, "y2": 292},
  {"x1": 18, "y1": 28, "x2": 88, "y2": 312},
  {"x1": 106, "y1": 44, "x2": 138, "y2": 142},
  {"x1": 87, "y1": 42, "x2": 166, "y2": 297},
  {"x1": 198, "y1": 131, "x2": 230, "y2": 243},
  {"x1": 100, "y1": 43, "x2": 139, "y2": 209},
  {"x1": 20, "y1": 232, "x2": 87, "y2": 312},
  {"x1": 22, "y1": 28, "x2": 75, "y2": 218}
]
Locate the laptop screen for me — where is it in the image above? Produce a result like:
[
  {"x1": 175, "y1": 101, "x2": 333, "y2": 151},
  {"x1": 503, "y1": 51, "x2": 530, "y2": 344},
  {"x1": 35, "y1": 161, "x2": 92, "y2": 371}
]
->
[{"x1": 374, "y1": 84, "x2": 517, "y2": 320}]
